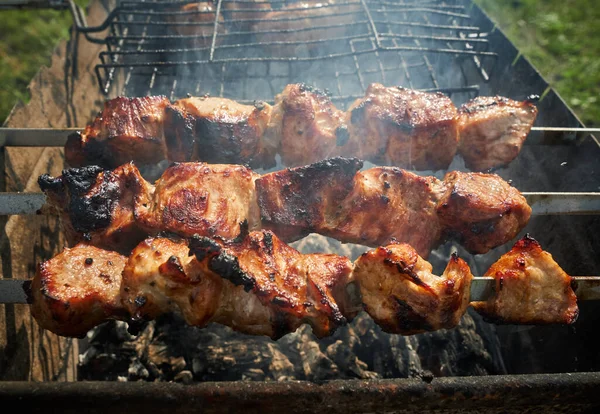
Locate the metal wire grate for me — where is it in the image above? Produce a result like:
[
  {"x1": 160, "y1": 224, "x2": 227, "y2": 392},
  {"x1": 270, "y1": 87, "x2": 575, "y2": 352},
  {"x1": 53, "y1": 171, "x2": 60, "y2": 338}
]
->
[{"x1": 70, "y1": 0, "x2": 496, "y2": 106}]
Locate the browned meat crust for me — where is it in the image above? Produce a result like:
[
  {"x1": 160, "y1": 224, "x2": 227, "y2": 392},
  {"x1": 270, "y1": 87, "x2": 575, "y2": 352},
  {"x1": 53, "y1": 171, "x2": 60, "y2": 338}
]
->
[
  {"x1": 64, "y1": 84, "x2": 537, "y2": 172},
  {"x1": 322, "y1": 167, "x2": 446, "y2": 256},
  {"x1": 39, "y1": 158, "x2": 531, "y2": 257},
  {"x1": 343, "y1": 84, "x2": 459, "y2": 170},
  {"x1": 271, "y1": 83, "x2": 347, "y2": 167},
  {"x1": 458, "y1": 96, "x2": 538, "y2": 171},
  {"x1": 188, "y1": 230, "x2": 354, "y2": 338},
  {"x1": 354, "y1": 243, "x2": 473, "y2": 335},
  {"x1": 437, "y1": 171, "x2": 532, "y2": 254},
  {"x1": 65, "y1": 96, "x2": 169, "y2": 168},
  {"x1": 472, "y1": 235, "x2": 578, "y2": 325},
  {"x1": 30, "y1": 244, "x2": 127, "y2": 338},
  {"x1": 256, "y1": 157, "x2": 363, "y2": 241},
  {"x1": 30, "y1": 234, "x2": 577, "y2": 339},
  {"x1": 135, "y1": 162, "x2": 261, "y2": 240},
  {"x1": 165, "y1": 97, "x2": 276, "y2": 168}
]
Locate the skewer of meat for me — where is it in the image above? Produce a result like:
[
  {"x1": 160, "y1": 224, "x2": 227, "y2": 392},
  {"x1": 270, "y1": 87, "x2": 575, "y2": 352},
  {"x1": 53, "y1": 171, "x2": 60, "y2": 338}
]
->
[
  {"x1": 37, "y1": 157, "x2": 531, "y2": 257},
  {"x1": 29, "y1": 232, "x2": 578, "y2": 339},
  {"x1": 64, "y1": 83, "x2": 538, "y2": 172}
]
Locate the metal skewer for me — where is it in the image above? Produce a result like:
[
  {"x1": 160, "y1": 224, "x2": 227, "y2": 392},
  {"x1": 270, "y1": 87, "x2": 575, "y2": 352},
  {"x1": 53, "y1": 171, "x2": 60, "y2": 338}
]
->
[
  {"x1": 1, "y1": 191, "x2": 599, "y2": 216},
  {"x1": 1, "y1": 126, "x2": 598, "y2": 147},
  {"x1": 1, "y1": 276, "x2": 598, "y2": 304}
]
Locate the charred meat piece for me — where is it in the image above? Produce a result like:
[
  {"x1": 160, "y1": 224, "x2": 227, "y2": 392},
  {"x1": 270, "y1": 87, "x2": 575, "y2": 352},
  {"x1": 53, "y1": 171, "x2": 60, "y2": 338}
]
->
[
  {"x1": 256, "y1": 157, "x2": 363, "y2": 241},
  {"x1": 38, "y1": 163, "x2": 151, "y2": 254},
  {"x1": 472, "y1": 235, "x2": 578, "y2": 324},
  {"x1": 135, "y1": 162, "x2": 261, "y2": 240},
  {"x1": 30, "y1": 244, "x2": 127, "y2": 338},
  {"x1": 269, "y1": 84, "x2": 348, "y2": 167},
  {"x1": 166, "y1": 97, "x2": 276, "y2": 168},
  {"x1": 343, "y1": 84, "x2": 459, "y2": 170},
  {"x1": 354, "y1": 243, "x2": 473, "y2": 335},
  {"x1": 65, "y1": 96, "x2": 169, "y2": 168},
  {"x1": 189, "y1": 230, "x2": 355, "y2": 338},
  {"x1": 437, "y1": 171, "x2": 532, "y2": 255},
  {"x1": 458, "y1": 96, "x2": 538, "y2": 171}
]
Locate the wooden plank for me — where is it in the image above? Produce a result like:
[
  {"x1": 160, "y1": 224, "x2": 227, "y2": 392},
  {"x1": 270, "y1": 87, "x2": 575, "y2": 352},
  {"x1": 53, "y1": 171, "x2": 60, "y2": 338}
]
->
[{"x1": 0, "y1": 0, "x2": 117, "y2": 381}]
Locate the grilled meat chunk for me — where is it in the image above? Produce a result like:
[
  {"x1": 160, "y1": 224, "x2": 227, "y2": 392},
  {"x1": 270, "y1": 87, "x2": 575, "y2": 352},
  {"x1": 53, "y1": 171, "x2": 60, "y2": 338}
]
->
[
  {"x1": 121, "y1": 237, "x2": 275, "y2": 336},
  {"x1": 343, "y1": 84, "x2": 459, "y2": 170},
  {"x1": 437, "y1": 171, "x2": 532, "y2": 254},
  {"x1": 256, "y1": 157, "x2": 363, "y2": 241},
  {"x1": 472, "y1": 235, "x2": 578, "y2": 324},
  {"x1": 324, "y1": 167, "x2": 446, "y2": 257},
  {"x1": 65, "y1": 96, "x2": 169, "y2": 168},
  {"x1": 189, "y1": 230, "x2": 355, "y2": 338},
  {"x1": 30, "y1": 244, "x2": 127, "y2": 338},
  {"x1": 38, "y1": 163, "x2": 150, "y2": 254},
  {"x1": 136, "y1": 162, "x2": 261, "y2": 240},
  {"x1": 354, "y1": 243, "x2": 473, "y2": 334},
  {"x1": 166, "y1": 97, "x2": 275, "y2": 168},
  {"x1": 458, "y1": 96, "x2": 538, "y2": 171},
  {"x1": 269, "y1": 84, "x2": 348, "y2": 166}
]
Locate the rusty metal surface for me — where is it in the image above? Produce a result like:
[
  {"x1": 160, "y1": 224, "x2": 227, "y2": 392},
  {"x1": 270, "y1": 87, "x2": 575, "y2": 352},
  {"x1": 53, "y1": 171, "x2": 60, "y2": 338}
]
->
[{"x1": 1, "y1": 373, "x2": 599, "y2": 413}]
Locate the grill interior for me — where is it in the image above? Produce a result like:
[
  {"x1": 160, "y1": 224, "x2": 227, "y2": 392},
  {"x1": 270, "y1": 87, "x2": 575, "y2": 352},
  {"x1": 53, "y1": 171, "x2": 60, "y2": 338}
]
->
[
  {"x1": 1, "y1": 0, "x2": 600, "y2": 409},
  {"x1": 84, "y1": 0, "x2": 494, "y2": 105}
]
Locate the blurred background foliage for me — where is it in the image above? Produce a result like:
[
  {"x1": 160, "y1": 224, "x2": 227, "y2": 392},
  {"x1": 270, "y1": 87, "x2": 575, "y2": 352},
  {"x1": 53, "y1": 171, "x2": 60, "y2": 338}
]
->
[{"x1": 1, "y1": 0, "x2": 598, "y2": 125}]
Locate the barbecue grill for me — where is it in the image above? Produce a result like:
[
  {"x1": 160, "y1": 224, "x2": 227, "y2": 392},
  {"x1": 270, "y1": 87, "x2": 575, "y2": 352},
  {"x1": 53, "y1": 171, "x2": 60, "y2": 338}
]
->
[{"x1": 1, "y1": 0, "x2": 600, "y2": 412}]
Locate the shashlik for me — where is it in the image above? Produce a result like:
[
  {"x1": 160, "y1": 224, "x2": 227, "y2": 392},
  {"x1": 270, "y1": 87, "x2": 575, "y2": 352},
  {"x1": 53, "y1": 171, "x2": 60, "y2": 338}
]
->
[
  {"x1": 29, "y1": 232, "x2": 578, "y2": 339},
  {"x1": 37, "y1": 157, "x2": 531, "y2": 257},
  {"x1": 64, "y1": 83, "x2": 538, "y2": 172}
]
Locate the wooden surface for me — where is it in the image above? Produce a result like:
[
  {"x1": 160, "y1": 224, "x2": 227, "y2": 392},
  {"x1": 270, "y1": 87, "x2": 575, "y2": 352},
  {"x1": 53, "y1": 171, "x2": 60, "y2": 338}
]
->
[{"x1": 0, "y1": 0, "x2": 117, "y2": 381}]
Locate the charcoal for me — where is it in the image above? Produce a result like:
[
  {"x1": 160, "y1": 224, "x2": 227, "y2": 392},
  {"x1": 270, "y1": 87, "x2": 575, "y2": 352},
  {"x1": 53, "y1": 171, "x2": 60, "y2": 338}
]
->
[{"x1": 174, "y1": 370, "x2": 194, "y2": 384}]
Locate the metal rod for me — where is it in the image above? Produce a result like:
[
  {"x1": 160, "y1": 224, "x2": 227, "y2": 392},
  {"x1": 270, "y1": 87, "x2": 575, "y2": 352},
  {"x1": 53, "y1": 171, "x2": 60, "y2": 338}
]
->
[
  {"x1": 1, "y1": 276, "x2": 598, "y2": 305},
  {"x1": 2, "y1": 192, "x2": 599, "y2": 216},
  {"x1": 531, "y1": 127, "x2": 600, "y2": 133},
  {"x1": 0, "y1": 193, "x2": 46, "y2": 215},
  {"x1": 0, "y1": 128, "x2": 78, "y2": 147},
  {"x1": 521, "y1": 192, "x2": 600, "y2": 216},
  {"x1": 4, "y1": 127, "x2": 596, "y2": 148},
  {"x1": 0, "y1": 280, "x2": 30, "y2": 304}
]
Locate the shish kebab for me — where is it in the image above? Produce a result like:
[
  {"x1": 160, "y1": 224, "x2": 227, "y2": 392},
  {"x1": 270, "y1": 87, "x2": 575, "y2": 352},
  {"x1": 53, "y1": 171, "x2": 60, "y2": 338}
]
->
[
  {"x1": 56, "y1": 83, "x2": 537, "y2": 172},
  {"x1": 2, "y1": 232, "x2": 581, "y2": 340},
  {"x1": 30, "y1": 157, "x2": 532, "y2": 258}
]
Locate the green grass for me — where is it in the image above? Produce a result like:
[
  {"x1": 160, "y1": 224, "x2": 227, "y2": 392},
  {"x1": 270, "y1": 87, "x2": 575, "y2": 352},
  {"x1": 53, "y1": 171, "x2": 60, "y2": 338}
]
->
[
  {"x1": 0, "y1": 6, "x2": 80, "y2": 124},
  {"x1": 1, "y1": 1, "x2": 599, "y2": 125},
  {"x1": 474, "y1": 0, "x2": 600, "y2": 126}
]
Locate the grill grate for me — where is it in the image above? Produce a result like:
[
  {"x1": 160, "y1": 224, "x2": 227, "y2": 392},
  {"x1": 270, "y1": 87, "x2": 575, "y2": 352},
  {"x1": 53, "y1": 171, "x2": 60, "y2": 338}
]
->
[{"x1": 72, "y1": 0, "x2": 496, "y2": 105}]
